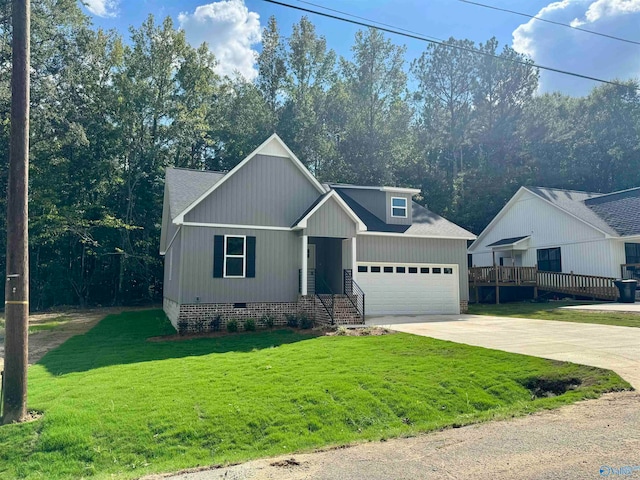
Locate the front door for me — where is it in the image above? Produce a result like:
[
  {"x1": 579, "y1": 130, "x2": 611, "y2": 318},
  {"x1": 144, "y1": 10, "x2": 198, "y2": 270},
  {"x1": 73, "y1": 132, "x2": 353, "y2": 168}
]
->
[{"x1": 307, "y1": 244, "x2": 316, "y2": 294}]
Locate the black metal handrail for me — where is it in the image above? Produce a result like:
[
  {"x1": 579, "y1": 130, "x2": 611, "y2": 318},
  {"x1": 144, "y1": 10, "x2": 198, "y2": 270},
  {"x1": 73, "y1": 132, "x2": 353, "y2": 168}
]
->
[
  {"x1": 315, "y1": 273, "x2": 335, "y2": 324},
  {"x1": 343, "y1": 269, "x2": 365, "y2": 322},
  {"x1": 298, "y1": 268, "x2": 316, "y2": 294}
]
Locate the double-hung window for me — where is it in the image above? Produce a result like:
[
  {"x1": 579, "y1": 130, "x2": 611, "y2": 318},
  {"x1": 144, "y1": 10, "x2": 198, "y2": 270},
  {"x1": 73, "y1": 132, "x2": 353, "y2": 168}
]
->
[
  {"x1": 224, "y1": 235, "x2": 246, "y2": 278},
  {"x1": 625, "y1": 243, "x2": 640, "y2": 264},
  {"x1": 391, "y1": 197, "x2": 407, "y2": 218}
]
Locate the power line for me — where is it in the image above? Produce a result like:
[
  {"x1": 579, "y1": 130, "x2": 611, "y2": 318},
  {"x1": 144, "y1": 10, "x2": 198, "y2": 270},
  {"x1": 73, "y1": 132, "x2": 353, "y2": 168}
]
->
[
  {"x1": 458, "y1": 0, "x2": 640, "y2": 46},
  {"x1": 296, "y1": 0, "x2": 445, "y2": 43},
  {"x1": 263, "y1": 0, "x2": 635, "y2": 89}
]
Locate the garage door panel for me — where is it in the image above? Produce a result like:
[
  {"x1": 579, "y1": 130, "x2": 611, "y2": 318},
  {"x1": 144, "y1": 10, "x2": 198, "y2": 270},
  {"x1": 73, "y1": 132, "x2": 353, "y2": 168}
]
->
[{"x1": 358, "y1": 263, "x2": 459, "y2": 315}]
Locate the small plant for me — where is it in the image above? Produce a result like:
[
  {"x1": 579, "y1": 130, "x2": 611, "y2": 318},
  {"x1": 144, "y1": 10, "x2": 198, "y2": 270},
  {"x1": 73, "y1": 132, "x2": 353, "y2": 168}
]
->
[
  {"x1": 285, "y1": 313, "x2": 298, "y2": 328},
  {"x1": 177, "y1": 319, "x2": 189, "y2": 336},
  {"x1": 299, "y1": 313, "x2": 313, "y2": 330},
  {"x1": 244, "y1": 318, "x2": 256, "y2": 332},
  {"x1": 261, "y1": 314, "x2": 275, "y2": 329},
  {"x1": 335, "y1": 326, "x2": 348, "y2": 336},
  {"x1": 209, "y1": 315, "x2": 222, "y2": 332},
  {"x1": 227, "y1": 319, "x2": 239, "y2": 333}
]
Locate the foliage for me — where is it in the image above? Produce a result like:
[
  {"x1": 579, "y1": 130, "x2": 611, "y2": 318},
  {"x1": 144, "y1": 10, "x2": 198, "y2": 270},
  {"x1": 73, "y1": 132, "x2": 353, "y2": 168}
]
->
[
  {"x1": 260, "y1": 314, "x2": 276, "y2": 329},
  {"x1": 0, "y1": 310, "x2": 628, "y2": 479},
  {"x1": 244, "y1": 318, "x2": 257, "y2": 332},
  {"x1": 1, "y1": 8, "x2": 639, "y2": 309},
  {"x1": 209, "y1": 315, "x2": 222, "y2": 332},
  {"x1": 298, "y1": 313, "x2": 313, "y2": 329},
  {"x1": 285, "y1": 313, "x2": 298, "y2": 328},
  {"x1": 177, "y1": 319, "x2": 189, "y2": 336},
  {"x1": 226, "y1": 318, "x2": 239, "y2": 333}
]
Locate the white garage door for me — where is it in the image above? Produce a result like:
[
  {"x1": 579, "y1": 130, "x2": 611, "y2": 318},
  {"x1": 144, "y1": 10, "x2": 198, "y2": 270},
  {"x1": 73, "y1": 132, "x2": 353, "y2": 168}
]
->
[{"x1": 357, "y1": 263, "x2": 460, "y2": 316}]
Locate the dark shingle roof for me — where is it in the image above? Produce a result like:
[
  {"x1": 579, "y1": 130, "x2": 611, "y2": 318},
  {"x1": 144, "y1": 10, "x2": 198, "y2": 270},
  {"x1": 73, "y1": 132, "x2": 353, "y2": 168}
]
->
[
  {"x1": 487, "y1": 236, "x2": 530, "y2": 247},
  {"x1": 334, "y1": 189, "x2": 475, "y2": 238},
  {"x1": 584, "y1": 188, "x2": 640, "y2": 236},
  {"x1": 291, "y1": 192, "x2": 331, "y2": 227},
  {"x1": 525, "y1": 186, "x2": 640, "y2": 237},
  {"x1": 166, "y1": 167, "x2": 226, "y2": 219}
]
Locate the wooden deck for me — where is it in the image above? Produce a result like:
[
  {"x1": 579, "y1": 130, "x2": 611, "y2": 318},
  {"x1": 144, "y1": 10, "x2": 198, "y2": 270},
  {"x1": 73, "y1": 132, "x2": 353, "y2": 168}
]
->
[{"x1": 469, "y1": 266, "x2": 618, "y2": 302}]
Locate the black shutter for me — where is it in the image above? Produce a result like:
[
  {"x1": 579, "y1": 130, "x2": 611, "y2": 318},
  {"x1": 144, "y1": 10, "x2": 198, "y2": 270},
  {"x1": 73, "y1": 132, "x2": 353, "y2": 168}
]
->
[
  {"x1": 213, "y1": 235, "x2": 224, "y2": 278},
  {"x1": 246, "y1": 236, "x2": 256, "y2": 278}
]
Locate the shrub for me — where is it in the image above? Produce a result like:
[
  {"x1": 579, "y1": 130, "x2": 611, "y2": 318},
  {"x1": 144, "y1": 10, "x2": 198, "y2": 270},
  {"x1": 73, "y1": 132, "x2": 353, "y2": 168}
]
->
[
  {"x1": 261, "y1": 314, "x2": 275, "y2": 329},
  {"x1": 285, "y1": 314, "x2": 298, "y2": 328},
  {"x1": 299, "y1": 313, "x2": 313, "y2": 330},
  {"x1": 335, "y1": 326, "x2": 349, "y2": 336},
  {"x1": 209, "y1": 315, "x2": 222, "y2": 332},
  {"x1": 177, "y1": 319, "x2": 189, "y2": 336},
  {"x1": 227, "y1": 319, "x2": 239, "y2": 333},
  {"x1": 244, "y1": 318, "x2": 256, "y2": 332}
]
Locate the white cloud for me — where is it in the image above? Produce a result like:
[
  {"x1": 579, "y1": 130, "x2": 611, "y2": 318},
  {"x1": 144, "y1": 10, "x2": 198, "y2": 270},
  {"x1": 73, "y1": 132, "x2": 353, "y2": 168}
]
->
[
  {"x1": 82, "y1": 0, "x2": 119, "y2": 18},
  {"x1": 512, "y1": 0, "x2": 640, "y2": 94},
  {"x1": 178, "y1": 0, "x2": 261, "y2": 81}
]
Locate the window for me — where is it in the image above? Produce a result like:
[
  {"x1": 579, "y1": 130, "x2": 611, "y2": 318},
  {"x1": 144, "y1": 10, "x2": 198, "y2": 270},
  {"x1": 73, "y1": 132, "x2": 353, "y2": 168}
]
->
[
  {"x1": 467, "y1": 254, "x2": 473, "y2": 268},
  {"x1": 384, "y1": 266, "x2": 393, "y2": 273},
  {"x1": 358, "y1": 265, "x2": 368, "y2": 273},
  {"x1": 396, "y1": 266, "x2": 406, "y2": 273},
  {"x1": 224, "y1": 235, "x2": 246, "y2": 278},
  {"x1": 391, "y1": 197, "x2": 407, "y2": 218},
  {"x1": 537, "y1": 247, "x2": 561, "y2": 272},
  {"x1": 420, "y1": 267, "x2": 430, "y2": 274},
  {"x1": 625, "y1": 243, "x2": 640, "y2": 264},
  {"x1": 432, "y1": 267, "x2": 442, "y2": 274},
  {"x1": 371, "y1": 266, "x2": 381, "y2": 273},
  {"x1": 444, "y1": 268, "x2": 453, "y2": 274},
  {"x1": 408, "y1": 267, "x2": 418, "y2": 274}
]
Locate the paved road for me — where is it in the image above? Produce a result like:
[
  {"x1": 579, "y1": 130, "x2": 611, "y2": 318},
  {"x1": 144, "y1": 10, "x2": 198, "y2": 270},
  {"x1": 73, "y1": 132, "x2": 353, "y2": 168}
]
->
[
  {"x1": 157, "y1": 392, "x2": 640, "y2": 480},
  {"x1": 367, "y1": 314, "x2": 640, "y2": 389}
]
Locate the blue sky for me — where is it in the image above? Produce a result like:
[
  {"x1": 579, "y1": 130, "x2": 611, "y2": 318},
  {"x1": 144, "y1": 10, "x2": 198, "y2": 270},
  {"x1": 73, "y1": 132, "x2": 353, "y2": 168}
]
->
[{"x1": 83, "y1": 0, "x2": 640, "y2": 96}]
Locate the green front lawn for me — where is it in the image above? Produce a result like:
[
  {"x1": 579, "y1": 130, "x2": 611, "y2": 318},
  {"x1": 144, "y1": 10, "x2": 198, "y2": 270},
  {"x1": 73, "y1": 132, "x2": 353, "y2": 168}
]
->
[
  {"x1": 0, "y1": 310, "x2": 630, "y2": 479},
  {"x1": 469, "y1": 301, "x2": 640, "y2": 328}
]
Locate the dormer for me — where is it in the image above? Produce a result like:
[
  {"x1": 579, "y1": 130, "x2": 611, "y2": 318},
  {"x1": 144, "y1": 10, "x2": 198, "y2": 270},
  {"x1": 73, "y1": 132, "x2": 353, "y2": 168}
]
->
[{"x1": 382, "y1": 187, "x2": 420, "y2": 225}]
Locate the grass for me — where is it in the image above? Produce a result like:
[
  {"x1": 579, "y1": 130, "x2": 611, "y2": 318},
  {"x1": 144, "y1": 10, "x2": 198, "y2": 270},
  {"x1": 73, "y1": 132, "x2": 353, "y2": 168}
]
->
[
  {"x1": 28, "y1": 316, "x2": 73, "y2": 334},
  {"x1": 0, "y1": 310, "x2": 630, "y2": 479},
  {"x1": 469, "y1": 301, "x2": 640, "y2": 328}
]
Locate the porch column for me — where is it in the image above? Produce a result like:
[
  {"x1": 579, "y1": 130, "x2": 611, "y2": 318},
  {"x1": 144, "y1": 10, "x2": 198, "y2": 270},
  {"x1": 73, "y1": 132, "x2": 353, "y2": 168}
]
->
[
  {"x1": 351, "y1": 236, "x2": 357, "y2": 281},
  {"x1": 301, "y1": 234, "x2": 308, "y2": 296}
]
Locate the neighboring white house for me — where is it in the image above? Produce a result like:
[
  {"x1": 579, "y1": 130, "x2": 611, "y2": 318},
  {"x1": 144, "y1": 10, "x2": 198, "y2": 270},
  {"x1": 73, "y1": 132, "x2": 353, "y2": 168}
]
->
[{"x1": 468, "y1": 186, "x2": 640, "y2": 279}]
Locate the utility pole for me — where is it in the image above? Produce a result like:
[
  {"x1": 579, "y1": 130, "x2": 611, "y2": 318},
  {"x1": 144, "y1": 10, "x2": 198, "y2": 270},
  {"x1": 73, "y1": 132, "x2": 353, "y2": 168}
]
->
[{"x1": 2, "y1": 0, "x2": 30, "y2": 425}]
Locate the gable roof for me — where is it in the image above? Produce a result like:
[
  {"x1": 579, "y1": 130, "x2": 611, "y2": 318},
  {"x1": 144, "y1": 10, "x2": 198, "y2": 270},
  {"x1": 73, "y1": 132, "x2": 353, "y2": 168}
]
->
[
  {"x1": 525, "y1": 187, "x2": 617, "y2": 236},
  {"x1": 334, "y1": 189, "x2": 475, "y2": 239},
  {"x1": 172, "y1": 134, "x2": 326, "y2": 223},
  {"x1": 487, "y1": 236, "x2": 530, "y2": 247},
  {"x1": 470, "y1": 185, "x2": 640, "y2": 251},
  {"x1": 292, "y1": 190, "x2": 367, "y2": 231},
  {"x1": 166, "y1": 167, "x2": 226, "y2": 220}
]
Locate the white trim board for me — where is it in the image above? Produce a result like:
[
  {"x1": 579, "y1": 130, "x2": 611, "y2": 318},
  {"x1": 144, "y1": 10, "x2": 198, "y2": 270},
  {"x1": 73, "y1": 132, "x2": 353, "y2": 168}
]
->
[
  {"x1": 174, "y1": 134, "x2": 326, "y2": 223},
  {"x1": 159, "y1": 225, "x2": 182, "y2": 256},
  {"x1": 359, "y1": 231, "x2": 476, "y2": 240},
  {"x1": 294, "y1": 191, "x2": 367, "y2": 232},
  {"x1": 179, "y1": 222, "x2": 292, "y2": 231}
]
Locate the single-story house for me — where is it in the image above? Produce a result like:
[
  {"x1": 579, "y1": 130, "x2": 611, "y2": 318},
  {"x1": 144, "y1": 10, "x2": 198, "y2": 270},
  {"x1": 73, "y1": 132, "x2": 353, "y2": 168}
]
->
[
  {"x1": 160, "y1": 134, "x2": 475, "y2": 331},
  {"x1": 468, "y1": 186, "x2": 640, "y2": 278}
]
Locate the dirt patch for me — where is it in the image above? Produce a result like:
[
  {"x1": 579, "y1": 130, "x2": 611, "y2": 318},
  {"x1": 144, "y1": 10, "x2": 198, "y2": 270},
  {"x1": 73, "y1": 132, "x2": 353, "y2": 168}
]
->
[
  {"x1": 0, "y1": 306, "x2": 157, "y2": 371},
  {"x1": 520, "y1": 376, "x2": 582, "y2": 398}
]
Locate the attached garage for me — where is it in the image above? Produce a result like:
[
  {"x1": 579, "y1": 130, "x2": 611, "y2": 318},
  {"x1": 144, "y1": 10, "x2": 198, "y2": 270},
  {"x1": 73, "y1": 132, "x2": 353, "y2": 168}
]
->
[{"x1": 357, "y1": 262, "x2": 460, "y2": 315}]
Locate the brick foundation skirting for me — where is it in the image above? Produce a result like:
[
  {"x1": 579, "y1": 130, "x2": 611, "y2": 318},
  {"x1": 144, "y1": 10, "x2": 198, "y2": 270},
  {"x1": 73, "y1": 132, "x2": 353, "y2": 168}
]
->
[
  {"x1": 460, "y1": 300, "x2": 469, "y2": 314},
  {"x1": 164, "y1": 294, "x2": 362, "y2": 333}
]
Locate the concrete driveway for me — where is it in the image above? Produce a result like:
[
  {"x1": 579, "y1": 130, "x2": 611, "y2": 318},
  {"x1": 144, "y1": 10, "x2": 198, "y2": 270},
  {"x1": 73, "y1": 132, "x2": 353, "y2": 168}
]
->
[{"x1": 367, "y1": 314, "x2": 640, "y2": 389}]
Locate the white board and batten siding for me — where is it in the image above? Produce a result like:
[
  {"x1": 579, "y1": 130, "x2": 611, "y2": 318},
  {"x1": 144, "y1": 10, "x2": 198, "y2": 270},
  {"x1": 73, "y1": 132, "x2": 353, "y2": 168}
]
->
[
  {"x1": 471, "y1": 189, "x2": 620, "y2": 278},
  {"x1": 358, "y1": 262, "x2": 460, "y2": 315}
]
